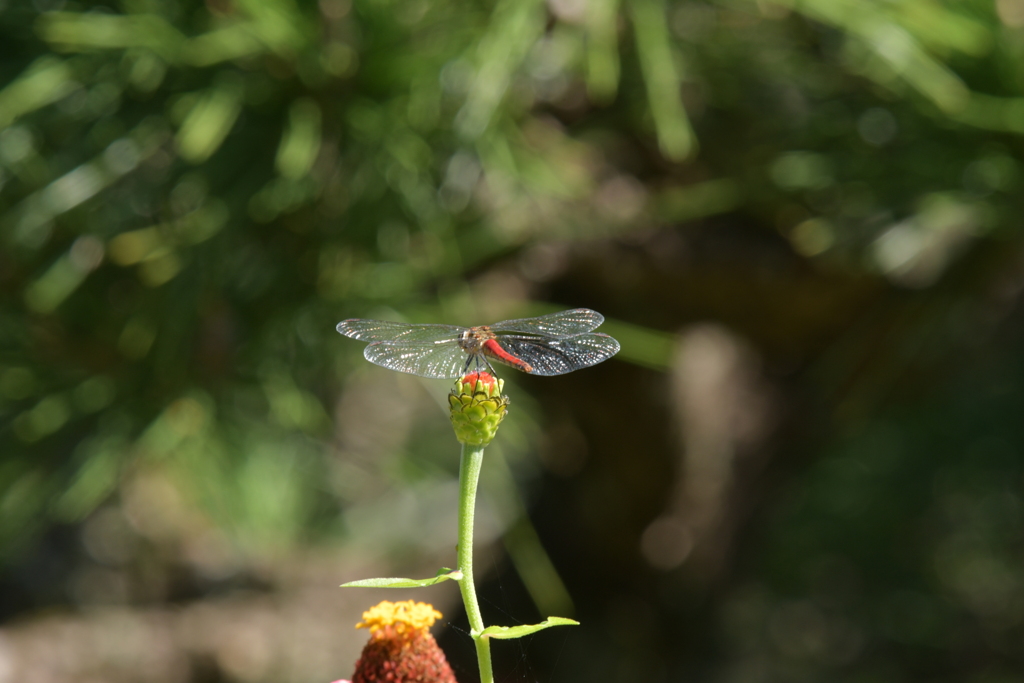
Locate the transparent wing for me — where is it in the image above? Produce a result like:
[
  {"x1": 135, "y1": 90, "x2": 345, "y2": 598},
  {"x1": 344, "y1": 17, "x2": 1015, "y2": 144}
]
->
[
  {"x1": 336, "y1": 319, "x2": 465, "y2": 343},
  {"x1": 495, "y1": 333, "x2": 620, "y2": 376},
  {"x1": 362, "y1": 340, "x2": 469, "y2": 378},
  {"x1": 488, "y1": 309, "x2": 605, "y2": 338}
]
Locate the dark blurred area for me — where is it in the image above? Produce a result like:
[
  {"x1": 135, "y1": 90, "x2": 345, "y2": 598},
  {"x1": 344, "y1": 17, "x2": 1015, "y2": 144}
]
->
[{"x1": 3, "y1": 0, "x2": 1024, "y2": 681}]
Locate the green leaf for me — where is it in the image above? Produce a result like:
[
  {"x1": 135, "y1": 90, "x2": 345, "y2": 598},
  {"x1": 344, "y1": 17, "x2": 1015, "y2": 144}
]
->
[
  {"x1": 341, "y1": 569, "x2": 461, "y2": 589},
  {"x1": 175, "y1": 81, "x2": 243, "y2": 164},
  {"x1": 479, "y1": 617, "x2": 579, "y2": 640},
  {"x1": 630, "y1": 0, "x2": 696, "y2": 161}
]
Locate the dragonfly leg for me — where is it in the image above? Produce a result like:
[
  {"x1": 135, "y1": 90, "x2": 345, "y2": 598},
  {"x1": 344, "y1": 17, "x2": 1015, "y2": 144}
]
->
[
  {"x1": 480, "y1": 355, "x2": 498, "y2": 377},
  {"x1": 461, "y1": 353, "x2": 500, "y2": 378}
]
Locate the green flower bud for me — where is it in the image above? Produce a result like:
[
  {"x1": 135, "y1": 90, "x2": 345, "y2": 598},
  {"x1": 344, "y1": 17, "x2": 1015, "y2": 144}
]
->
[{"x1": 448, "y1": 371, "x2": 510, "y2": 446}]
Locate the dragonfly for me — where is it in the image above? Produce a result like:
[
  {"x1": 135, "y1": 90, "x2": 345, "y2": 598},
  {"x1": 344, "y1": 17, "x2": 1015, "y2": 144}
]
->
[{"x1": 336, "y1": 308, "x2": 620, "y2": 379}]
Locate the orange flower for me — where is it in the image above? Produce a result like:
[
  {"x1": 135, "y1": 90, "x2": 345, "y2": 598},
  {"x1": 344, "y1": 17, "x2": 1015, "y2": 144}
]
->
[{"x1": 350, "y1": 601, "x2": 457, "y2": 683}]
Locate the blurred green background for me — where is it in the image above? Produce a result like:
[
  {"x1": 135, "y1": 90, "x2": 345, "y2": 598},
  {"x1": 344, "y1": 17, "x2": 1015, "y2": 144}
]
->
[{"x1": 4, "y1": 0, "x2": 1024, "y2": 680}]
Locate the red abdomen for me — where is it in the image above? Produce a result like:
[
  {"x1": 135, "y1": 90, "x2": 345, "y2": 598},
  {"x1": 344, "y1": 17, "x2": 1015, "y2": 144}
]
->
[{"x1": 482, "y1": 338, "x2": 533, "y2": 372}]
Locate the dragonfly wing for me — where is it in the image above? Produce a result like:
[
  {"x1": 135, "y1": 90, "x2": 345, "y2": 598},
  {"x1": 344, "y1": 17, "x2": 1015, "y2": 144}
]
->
[
  {"x1": 488, "y1": 309, "x2": 605, "y2": 337},
  {"x1": 496, "y1": 333, "x2": 620, "y2": 376},
  {"x1": 362, "y1": 340, "x2": 468, "y2": 379},
  {"x1": 336, "y1": 319, "x2": 464, "y2": 343}
]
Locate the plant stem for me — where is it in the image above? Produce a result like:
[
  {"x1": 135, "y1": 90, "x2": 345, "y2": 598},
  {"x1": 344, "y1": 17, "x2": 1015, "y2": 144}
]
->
[{"x1": 457, "y1": 442, "x2": 493, "y2": 683}]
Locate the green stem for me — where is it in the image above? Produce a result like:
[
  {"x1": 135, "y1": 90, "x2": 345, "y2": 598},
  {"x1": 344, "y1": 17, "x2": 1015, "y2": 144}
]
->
[{"x1": 457, "y1": 442, "x2": 493, "y2": 683}]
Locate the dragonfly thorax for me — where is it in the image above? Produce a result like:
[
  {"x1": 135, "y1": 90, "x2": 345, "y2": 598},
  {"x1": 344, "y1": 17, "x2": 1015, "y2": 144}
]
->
[{"x1": 458, "y1": 326, "x2": 494, "y2": 354}]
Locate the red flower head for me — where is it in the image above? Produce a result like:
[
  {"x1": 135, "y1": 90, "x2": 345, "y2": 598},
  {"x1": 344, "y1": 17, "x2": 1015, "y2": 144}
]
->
[
  {"x1": 350, "y1": 601, "x2": 457, "y2": 683},
  {"x1": 460, "y1": 371, "x2": 498, "y2": 391}
]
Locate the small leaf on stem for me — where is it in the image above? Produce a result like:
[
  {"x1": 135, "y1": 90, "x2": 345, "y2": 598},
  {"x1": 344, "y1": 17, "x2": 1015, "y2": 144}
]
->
[
  {"x1": 342, "y1": 569, "x2": 460, "y2": 588},
  {"x1": 478, "y1": 617, "x2": 579, "y2": 640}
]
